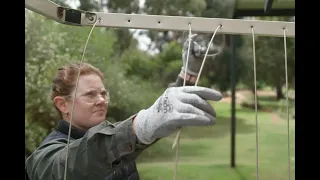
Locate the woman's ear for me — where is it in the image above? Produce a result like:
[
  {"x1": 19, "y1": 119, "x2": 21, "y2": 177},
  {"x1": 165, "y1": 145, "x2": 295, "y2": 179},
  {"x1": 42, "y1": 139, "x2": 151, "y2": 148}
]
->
[{"x1": 53, "y1": 96, "x2": 68, "y2": 114}]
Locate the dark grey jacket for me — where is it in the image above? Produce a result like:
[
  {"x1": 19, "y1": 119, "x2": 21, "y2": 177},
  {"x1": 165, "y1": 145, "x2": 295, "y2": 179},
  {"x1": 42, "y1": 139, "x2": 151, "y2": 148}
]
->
[{"x1": 25, "y1": 115, "x2": 152, "y2": 180}]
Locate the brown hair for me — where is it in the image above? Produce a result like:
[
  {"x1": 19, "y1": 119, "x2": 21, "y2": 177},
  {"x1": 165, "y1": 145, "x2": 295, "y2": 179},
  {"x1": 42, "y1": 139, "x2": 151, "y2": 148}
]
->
[{"x1": 51, "y1": 62, "x2": 104, "y2": 115}]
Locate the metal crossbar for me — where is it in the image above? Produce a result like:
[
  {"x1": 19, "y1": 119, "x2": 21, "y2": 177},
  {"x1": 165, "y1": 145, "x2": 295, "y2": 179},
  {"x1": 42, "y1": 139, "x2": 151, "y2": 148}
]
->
[{"x1": 25, "y1": 0, "x2": 295, "y2": 37}]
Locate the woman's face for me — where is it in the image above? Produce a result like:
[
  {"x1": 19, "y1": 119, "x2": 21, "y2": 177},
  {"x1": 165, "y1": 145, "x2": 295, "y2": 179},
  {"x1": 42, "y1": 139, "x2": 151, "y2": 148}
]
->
[{"x1": 65, "y1": 73, "x2": 108, "y2": 130}]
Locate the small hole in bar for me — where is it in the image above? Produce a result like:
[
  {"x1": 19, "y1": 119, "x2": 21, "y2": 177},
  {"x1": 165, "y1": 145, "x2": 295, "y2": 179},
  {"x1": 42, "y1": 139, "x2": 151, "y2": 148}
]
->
[
  {"x1": 220, "y1": 24, "x2": 222, "y2": 27},
  {"x1": 250, "y1": 25, "x2": 253, "y2": 28},
  {"x1": 158, "y1": 21, "x2": 161, "y2": 24},
  {"x1": 283, "y1": 27, "x2": 286, "y2": 30},
  {"x1": 128, "y1": 19, "x2": 131, "y2": 22}
]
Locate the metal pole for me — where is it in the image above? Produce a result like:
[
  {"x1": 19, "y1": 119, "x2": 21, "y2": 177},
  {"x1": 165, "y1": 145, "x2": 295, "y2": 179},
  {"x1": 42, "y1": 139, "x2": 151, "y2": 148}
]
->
[
  {"x1": 230, "y1": 34, "x2": 237, "y2": 168},
  {"x1": 264, "y1": 0, "x2": 274, "y2": 13}
]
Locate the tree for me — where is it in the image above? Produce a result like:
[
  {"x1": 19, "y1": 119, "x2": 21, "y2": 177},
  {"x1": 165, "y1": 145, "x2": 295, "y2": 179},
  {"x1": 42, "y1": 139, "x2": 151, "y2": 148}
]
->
[{"x1": 237, "y1": 16, "x2": 295, "y2": 103}]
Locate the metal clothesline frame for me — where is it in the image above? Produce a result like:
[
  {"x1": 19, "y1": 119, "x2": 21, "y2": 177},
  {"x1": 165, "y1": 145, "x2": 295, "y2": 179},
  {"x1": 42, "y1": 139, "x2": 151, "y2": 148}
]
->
[{"x1": 25, "y1": 0, "x2": 295, "y2": 37}]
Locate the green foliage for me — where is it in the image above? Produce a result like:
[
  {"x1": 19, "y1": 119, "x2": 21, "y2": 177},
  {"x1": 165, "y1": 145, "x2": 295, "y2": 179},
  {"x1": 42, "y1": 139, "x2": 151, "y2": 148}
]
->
[
  {"x1": 121, "y1": 41, "x2": 183, "y2": 88},
  {"x1": 153, "y1": 42, "x2": 183, "y2": 86},
  {"x1": 102, "y1": 63, "x2": 163, "y2": 122},
  {"x1": 144, "y1": 0, "x2": 207, "y2": 17},
  {"x1": 157, "y1": 42, "x2": 182, "y2": 63},
  {"x1": 237, "y1": 17, "x2": 295, "y2": 93},
  {"x1": 25, "y1": 10, "x2": 73, "y2": 129},
  {"x1": 277, "y1": 98, "x2": 295, "y2": 119},
  {"x1": 121, "y1": 49, "x2": 158, "y2": 80},
  {"x1": 25, "y1": 113, "x2": 48, "y2": 159},
  {"x1": 205, "y1": 48, "x2": 233, "y2": 92},
  {"x1": 202, "y1": 0, "x2": 236, "y2": 18}
]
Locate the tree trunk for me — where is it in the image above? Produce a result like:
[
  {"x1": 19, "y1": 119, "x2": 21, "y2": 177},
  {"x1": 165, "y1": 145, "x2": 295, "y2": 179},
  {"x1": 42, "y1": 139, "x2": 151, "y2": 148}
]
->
[{"x1": 276, "y1": 83, "x2": 284, "y2": 101}]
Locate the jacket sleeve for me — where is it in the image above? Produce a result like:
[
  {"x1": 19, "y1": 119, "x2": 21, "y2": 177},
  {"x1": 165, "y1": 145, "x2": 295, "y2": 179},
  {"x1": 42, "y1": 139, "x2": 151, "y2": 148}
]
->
[{"x1": 25, "y1": 115, "x2": 153, "y2": 180}]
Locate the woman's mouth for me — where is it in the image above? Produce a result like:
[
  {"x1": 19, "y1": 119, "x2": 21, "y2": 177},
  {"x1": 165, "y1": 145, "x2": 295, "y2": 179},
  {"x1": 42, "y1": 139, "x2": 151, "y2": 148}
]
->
[{"x1": 93, "y1": 110, "x2": 105, "y2": 113}]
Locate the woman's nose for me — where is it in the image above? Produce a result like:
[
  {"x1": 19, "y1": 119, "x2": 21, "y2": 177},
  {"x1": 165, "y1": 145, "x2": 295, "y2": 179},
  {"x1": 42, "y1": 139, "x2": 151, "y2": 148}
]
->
[{"x1": 96, "y1": 95, "x2": 107, "y2": 104}]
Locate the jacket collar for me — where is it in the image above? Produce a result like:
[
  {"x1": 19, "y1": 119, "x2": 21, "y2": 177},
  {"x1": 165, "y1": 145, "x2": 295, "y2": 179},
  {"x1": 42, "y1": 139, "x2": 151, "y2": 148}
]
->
[{"x1": 56, "y1": 120, "x2": 87, "y2": 139}]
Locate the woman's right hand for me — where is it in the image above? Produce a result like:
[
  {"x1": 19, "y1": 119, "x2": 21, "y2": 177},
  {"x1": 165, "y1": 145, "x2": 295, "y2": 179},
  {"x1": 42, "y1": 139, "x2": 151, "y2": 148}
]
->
[{"x1": 133, "y1": 86, "x2": 223, "y2": 145}]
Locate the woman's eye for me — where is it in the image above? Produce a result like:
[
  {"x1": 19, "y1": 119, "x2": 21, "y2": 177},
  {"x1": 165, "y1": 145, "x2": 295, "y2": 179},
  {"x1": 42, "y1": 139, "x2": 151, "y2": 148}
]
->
[{"x1": 87, "y1": 92, "x2": 96, "y2": 97}]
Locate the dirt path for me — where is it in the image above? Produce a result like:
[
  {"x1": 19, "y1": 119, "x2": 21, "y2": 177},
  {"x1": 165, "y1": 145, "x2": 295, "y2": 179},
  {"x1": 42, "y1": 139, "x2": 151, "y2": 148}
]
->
[
  {"x1": 220, "y1": 90, "x2": 278, "y2": 104},
  {"x1": 271, "y1": 113, "x2": 281, "y2": 124},
  {"x1": 220, "y1": 89, "x2": 294, "y2": 104}
]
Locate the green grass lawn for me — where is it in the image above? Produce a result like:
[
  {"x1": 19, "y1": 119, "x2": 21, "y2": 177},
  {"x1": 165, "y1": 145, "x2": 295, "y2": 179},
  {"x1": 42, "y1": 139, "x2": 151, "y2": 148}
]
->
[{"x1": 135, "y1": 94, "x2": 295, "y2": 180}]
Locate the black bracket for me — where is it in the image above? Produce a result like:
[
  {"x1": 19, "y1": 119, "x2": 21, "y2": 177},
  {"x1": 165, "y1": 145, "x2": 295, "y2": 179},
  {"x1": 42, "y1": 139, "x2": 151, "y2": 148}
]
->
[{"x1": 57, "y1": 7, "x2": 83, "y2": 26}]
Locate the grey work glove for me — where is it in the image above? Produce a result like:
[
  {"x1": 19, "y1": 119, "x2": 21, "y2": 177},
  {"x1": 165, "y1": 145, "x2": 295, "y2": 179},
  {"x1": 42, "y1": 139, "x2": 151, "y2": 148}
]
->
[
  {"x1": 133, "y1": 86, "x2": 223, "y2": 145},
  {"x1": 181, "y1": 34, "x2": 206, "y2": 76},
  {"x1": 182, "y1": 34, "x2": 223, "y2": 76}
]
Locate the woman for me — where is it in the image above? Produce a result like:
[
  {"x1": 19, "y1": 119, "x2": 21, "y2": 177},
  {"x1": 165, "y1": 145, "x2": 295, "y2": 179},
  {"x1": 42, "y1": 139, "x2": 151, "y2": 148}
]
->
[{"x1": 25, "y1": 35, "x2": 223, "y2": 180}]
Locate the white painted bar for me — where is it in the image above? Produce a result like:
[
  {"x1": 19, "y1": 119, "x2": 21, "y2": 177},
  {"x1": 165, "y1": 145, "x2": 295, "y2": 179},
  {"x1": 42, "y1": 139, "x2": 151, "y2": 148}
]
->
[
  {"x1": 25, "y1": 0, "x2": 295, "y2": 37},
  {"x1": 93, "y1": 12, "x2": 295, "y2": 37},
  {"x1": 25, "y1": 0, "x2": 61, "y2": 22}
]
